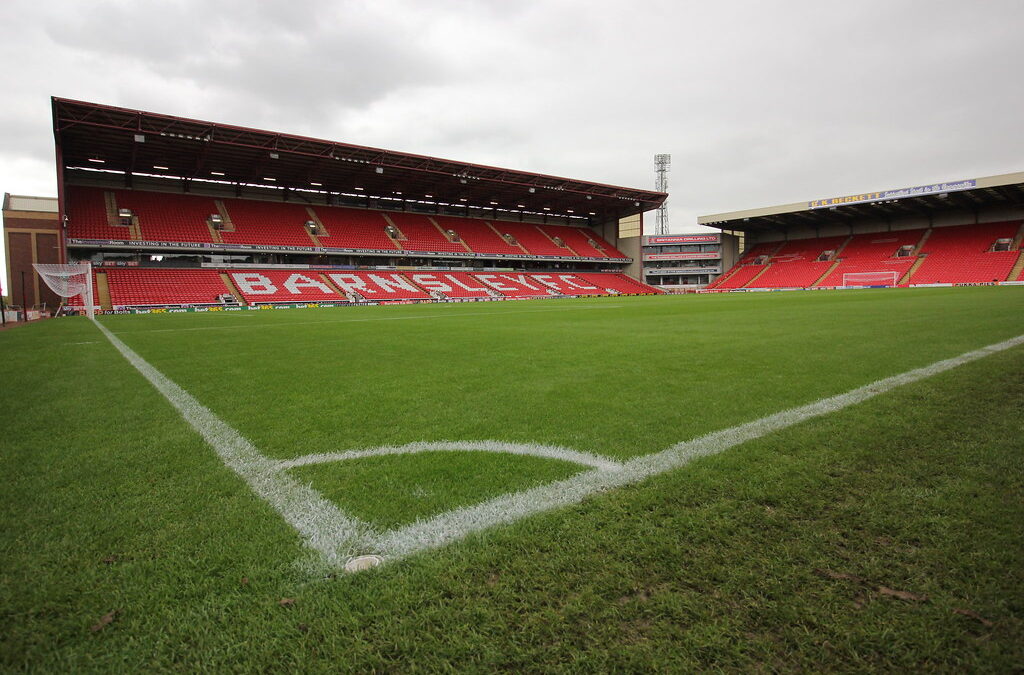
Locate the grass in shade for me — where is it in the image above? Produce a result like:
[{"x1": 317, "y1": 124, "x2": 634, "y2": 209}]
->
[{"x1": 0, "y1": 286, "x2": 1021, "y2": 671}]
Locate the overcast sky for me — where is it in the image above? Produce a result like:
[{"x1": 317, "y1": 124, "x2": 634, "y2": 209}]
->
[{"x1": 3, "y1": 0, "x2": 1023, "y2": 293}]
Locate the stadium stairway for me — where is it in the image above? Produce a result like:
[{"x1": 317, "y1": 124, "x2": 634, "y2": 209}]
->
[
  {"x1": 96, "y1": 272, "x2": 113, "y2": 310},
  {"x1": 1008, "y1": 221, "x2": 1024, "y2": 281},
  {"x1": 737, "y1": 241, "x2": 787, "y2": 288},
  {"x1": 207, "y1": 222, "x2": 224, "y2": 244},
  {"x1": 207, "y1": 200, "x2": 231, "y2": 244},
  {"x1": 485, "y1": 222, "x2": 532, "y2": 255},
  {"x1": 899, "y1": 254, "x2": 928, "y2": 285},
  {"x1": 537, "y1": 227, "x2": 576, "y2": 256},
  {"x1": 743, "y1": 264, "x2": 772, "y2": 288},
  {"x1": 104, "y1": 191, "x2": 141, "y2": 240},
  {"x1": 302, "y1": 207, "x2": 325, "y2": 247},
  {"x1": 1009, "y1": 249, "x2": 1024, "y2": 281},
  {"x1": 428, "y1": 217, "x2": 474, "y2": 253},
  {"x1": 380, "y1": 213, "x2": 408, "y2": 249},
  {"x1": 214, "y1": 200, "x2": 236, "y2": 232},
  {"x1": 910, "y1": 227, "x2": 932, "y2": 255},
  {"x1": 707, "y1": 264, "x2": 740, "y2": 289},
  {"x1": 810, "y1": 235, "x2": 853, "y2": 287},
  {"x1": 897, "y1": 229, "x2": 933, "y2": 284},
  {"x1": 219, "y1": 273, "x2": 248, "y2": 305},
  {"x1": 811, "y1": 260, "x2": 842, "y2": 287}
]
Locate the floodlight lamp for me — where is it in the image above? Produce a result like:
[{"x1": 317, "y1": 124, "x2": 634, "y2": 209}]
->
[
  {"x1": 211, "y1": 171, "x2": 225, "y2": 176},
  {"x1": 134, "y1": 134, "x2": 145, "y2": 143},
  {"x1": 375, "y1": 167, "x2": 384, "y2": 174},
  {"x1": 269, "y1": 152, "x2": 280, "y2": 159},
  {"x1": 88, "y1": 157, "x2": 104, "y2": 163},
  {"x1": 528, "y1": 187, "x2": 536, "y2": 193},
  {"x1": 310, "y1": 181, "x2": 322, "y2": 186},
  {"x1": 153, "y1": 165, "x2": 169, "y2": 170}
]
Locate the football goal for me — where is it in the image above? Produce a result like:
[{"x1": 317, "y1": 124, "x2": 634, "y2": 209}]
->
[
  {"x1": 33, "y1": 263, "x2": 95, "y2": 318},
  {"x1": 841, "y1": 271, "x2": 899, "y2": 287}
]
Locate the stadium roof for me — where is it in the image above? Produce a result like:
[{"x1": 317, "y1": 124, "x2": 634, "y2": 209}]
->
[
  {"x1": 698, "y1": 171, "x2": 1024, "y2": 232},
  {"x1": 53, "y1": 97, "x2": 666, "y2": 223}
]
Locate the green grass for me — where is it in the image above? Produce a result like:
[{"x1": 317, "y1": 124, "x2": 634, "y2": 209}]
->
[
  {"x1": 1, "y1": 287, "x2": 1022, "y2": 671},
  {"x1": 290, "y1": 451, "x2": 582, "y2": 529}
]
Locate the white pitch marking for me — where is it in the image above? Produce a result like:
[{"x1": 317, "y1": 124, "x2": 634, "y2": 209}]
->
[
  {"x1": 370, "y1": 332, "x2": 1024, "y2": 561},
  {"x1": 92, "y1": 314, "x2": 1024, "y2": 571},
  {"x1": 111, "y1": 304, "x2": 626, "y2": 334},
  {"x1": 92, "y1": 320, "x2": 380, "y2": 563},
  {"x1": 278, "y1": 440, "x2": 623, "y2": 472},
  {"x1": 68, "y1": 341, "x2": 100, "y2": 345}
]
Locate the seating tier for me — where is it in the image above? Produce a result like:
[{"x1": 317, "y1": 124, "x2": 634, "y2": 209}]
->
[
  {"x1": 220, "y1": 200, "x2": 316, "y2": 247},
  {"x1": 116, "y1": 190, "x2": 217, "y2": 243},
  {"x1": 66, "y1": 187, "x2": 628, "y2": 258},
  {"x1": 433, "y1": 216, "x2": 522, "y2": 255},
  {"x1": 95, "y1": 268, "x2": 657, "y2": 307},
  {"x1": 909, "y1": 222, "x2": 1021, "y2": 284},
  {"x1": 386, "y1": 213, "x2": 464, "y2": 253},
  {"x1": 818, "y1": 230, "x2": 924, "y2": 286},
  {"x1": 106, "y1": 269, "x2": 227, "y2": 306},
  {"x1": 66, "y1": 186, "x2": 133, "y2": 241}
]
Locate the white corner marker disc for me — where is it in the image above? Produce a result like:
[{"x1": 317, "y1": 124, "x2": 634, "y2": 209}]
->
[{"x1": 344, "y1": 555, "x2": 384, "y2": 573}]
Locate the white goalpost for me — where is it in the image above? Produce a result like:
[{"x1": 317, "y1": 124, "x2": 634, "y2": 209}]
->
[
  {"x1": 841, "y1": 271, "x2": 899, "y2": 287},
  {"x1": 33, "y1": 263, "x2": 95, "y2": 319}
]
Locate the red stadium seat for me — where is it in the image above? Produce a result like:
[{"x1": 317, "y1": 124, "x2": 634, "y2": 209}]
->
[
  {"x1": 908, "y1": 222, "x2": 1021, "y2": 284},
  {"x1": 817, "y1": 230, "x2": 923, "y2": 287},
  {"x1": 65, "y1": 187, "x2": 632, "y2": 259},
  {"x1": 95, "y1": 268, "x2": 656, "y2": 307},
  {"x1": 105, "y1": 269, "x2": 227, "y2": 307}
]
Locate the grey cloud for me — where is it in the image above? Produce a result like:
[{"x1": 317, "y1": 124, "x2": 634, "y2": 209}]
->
[{"x1": 0, "y1": 0, "x2": 1021, "y2": 238}]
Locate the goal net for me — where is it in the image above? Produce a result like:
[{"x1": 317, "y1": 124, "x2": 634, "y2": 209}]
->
[
  {"x1": 33, "y1": 263, "x2": 95, "y2": 318},
  {"x1": 841, "y1": 271, "x2": 899, "y2": 287}
]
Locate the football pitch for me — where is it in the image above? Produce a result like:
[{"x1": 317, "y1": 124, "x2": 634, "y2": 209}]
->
[{"x1": 2, "y1": 287, "x2": 1022, "y2": 671}]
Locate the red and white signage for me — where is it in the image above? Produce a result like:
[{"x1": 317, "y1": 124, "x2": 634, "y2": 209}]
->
[
  {"x1": 643, "y1": 252, "x2": 720, "y2": 261},
  {"x1": 229, "y1": 270, "x2": 608, "y2": 302},
  {"x1": 647, "y1": 234, "x2": 719, "y2": 244}
]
